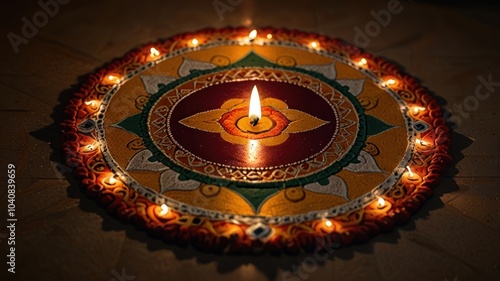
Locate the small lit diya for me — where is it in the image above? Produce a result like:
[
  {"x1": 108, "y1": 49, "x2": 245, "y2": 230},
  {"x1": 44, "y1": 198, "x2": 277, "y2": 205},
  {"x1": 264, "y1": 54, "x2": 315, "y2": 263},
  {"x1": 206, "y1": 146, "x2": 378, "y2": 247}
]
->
[{"x1": 62, "y1": 27, "x2": 451, "y2": 254}]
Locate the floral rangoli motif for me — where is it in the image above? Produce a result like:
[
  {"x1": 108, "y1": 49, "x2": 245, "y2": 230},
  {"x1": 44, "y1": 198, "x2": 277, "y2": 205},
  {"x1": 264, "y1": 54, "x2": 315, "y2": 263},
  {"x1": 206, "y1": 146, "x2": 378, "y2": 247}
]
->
[{"x1": 180, "y1": 97, "x2": 329, "y2": 146}]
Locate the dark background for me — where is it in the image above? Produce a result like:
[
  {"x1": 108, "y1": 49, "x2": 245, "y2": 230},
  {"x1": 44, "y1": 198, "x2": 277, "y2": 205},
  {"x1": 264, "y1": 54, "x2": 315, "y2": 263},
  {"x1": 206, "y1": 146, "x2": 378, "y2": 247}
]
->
[{"x1": 0, "y1": 0, "x2": 499, "y2": 280}]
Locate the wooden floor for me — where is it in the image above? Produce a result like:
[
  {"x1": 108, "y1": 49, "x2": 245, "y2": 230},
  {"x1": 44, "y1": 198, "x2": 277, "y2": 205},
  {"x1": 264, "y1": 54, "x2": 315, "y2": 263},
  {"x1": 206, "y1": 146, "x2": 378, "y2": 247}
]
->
[{"x1": 1, "y1": 1, "x2": 499, "y2": 280}]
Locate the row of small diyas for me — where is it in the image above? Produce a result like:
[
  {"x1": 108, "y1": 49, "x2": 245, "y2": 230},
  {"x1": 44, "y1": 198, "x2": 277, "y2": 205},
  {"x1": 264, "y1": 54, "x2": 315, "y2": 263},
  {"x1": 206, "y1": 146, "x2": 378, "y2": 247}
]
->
[
  {"x1": 79, "y1": 142, "x2": 171, "y2": 215},
  {"x1": 82, "y1": 30, "x2": 320, "y2": 113},
  {"x1": 321, "y1": 166, "x2": 423, "y2": 217},
  {"x1": 78, "y1": 43, "x2": 177, "y2": 221},
  {"x1": 357, "y1": 57, "x2": 430, "y2": 117},
  {"x1": 98, "y1": 169, "x2": 173, "y2": 217}
]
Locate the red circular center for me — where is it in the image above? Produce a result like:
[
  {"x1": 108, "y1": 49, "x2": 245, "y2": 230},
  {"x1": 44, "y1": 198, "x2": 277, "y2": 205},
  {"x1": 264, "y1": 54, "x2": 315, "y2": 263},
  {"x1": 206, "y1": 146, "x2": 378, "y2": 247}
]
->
[{"x1": 167, "y1": 80, "x2": 338, "y2": 168}]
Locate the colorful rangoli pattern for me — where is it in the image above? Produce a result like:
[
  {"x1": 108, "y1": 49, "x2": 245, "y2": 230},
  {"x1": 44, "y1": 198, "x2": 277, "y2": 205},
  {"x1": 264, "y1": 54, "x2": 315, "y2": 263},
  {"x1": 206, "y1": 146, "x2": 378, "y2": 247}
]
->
[{"x1": 62, "y1": 27, "x2": 451, "y2": 254}]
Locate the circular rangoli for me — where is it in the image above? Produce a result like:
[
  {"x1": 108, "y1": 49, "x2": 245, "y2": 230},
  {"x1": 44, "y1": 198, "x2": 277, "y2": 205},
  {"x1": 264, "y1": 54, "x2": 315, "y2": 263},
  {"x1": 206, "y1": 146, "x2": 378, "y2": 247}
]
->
[{"x1": 62, "y1": 27, "x2": 451, "y2": 254}]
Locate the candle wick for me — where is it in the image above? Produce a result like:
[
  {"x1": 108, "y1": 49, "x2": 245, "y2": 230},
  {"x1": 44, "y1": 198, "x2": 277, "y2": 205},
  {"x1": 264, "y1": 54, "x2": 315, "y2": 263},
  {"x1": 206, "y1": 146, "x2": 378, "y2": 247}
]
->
[{"x1": 250, "y1": 117, "x2": 259, "y2": 126}]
